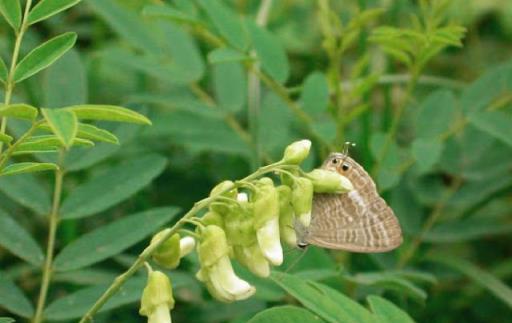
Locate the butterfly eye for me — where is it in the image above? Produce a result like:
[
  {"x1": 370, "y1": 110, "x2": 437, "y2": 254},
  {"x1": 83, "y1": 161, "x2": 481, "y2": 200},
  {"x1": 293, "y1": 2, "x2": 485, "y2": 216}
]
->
[
  {"x1": 332, "y1": 159, "x2": 338, "y2": 164},
  {"x1": 342, "y1": 163, "x2": 350, "y2": 171}
]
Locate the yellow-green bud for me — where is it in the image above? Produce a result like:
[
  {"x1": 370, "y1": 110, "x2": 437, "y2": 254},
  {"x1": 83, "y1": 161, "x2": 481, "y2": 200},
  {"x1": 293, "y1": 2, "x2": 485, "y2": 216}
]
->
[
  {"x1": 253, "y1": 178, "x2": 279, "y2": 229},
  {"x1": 209, "y1": 180, "x2": 237, "y2": 214},
  {"x1": 277, "y1": 185, "x2": 297, "y2": 247},
  {"x1": 282, "y1": 139, "x2": 311, "y2": 164},
  {"x1": 224, "y1": 203, "x2": 256, "y2": 247},
  {"x1": 291, "y1": 177, "x2": 313, "y2": 227},
  {"x1": 151, "y1": 231, "x2": 181, "y2": 269},
  {"x1": 198, "y1": 225, "x2": 230, "y2": 267},
  {"x1": 307, "y1": 169, "x2": 353, "y2": 193},
  {"x1": 139, "y1": 270, "x2": 174, "y2": 323},
  {"x1": 202, "y1": 211, "x2": 224, "y2": 228}
]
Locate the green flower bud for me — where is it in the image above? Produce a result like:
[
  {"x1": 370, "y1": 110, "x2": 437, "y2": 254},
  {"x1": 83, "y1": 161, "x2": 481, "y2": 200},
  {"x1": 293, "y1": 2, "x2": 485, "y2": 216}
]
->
[
  {"x1": 253, "y1": 178, "x2": 279, "y2": 229},
  {"x1": 209, "y1": 180, "x2": 237, "y2": 214},
  {"x1": 277, "y1": 185, "x2": 297, "y2": 247},
  {"x1": 202, "y1": 210, "x2": 224, "y2": 228},
  {"x1": 139, "y1": 270, "x2": 174, "y2": 323},
  {"x1": 151, "y1": 230, "x2": 181, "y2": 269},
  {"x1": 291, "y1": 177, "x2": 314, "y2": 227},
  {"x1": 197, "y1": 225, "x2": 230, "y2": 267},
  {"x1": 306, "y1": 169, "x2": 353, "y2": 193},
  {"x1": 224, "y1": 203, "x2": 256, "y2": 246},
  {"x1": 281, "y1": 139, "x2": 311, "y2": 164}
]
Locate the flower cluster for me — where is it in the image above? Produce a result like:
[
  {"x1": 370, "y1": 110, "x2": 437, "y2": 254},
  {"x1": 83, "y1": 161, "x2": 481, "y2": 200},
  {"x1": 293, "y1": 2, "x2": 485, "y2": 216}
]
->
[{"x1": 139, "y1": 140, "x2": 354, "y2": 322}]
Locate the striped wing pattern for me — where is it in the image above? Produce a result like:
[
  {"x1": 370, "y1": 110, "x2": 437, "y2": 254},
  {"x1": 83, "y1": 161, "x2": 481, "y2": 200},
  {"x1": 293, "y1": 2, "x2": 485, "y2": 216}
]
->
[{"x1": 307, "y1": 156, "x2": 402, "y2": 252}]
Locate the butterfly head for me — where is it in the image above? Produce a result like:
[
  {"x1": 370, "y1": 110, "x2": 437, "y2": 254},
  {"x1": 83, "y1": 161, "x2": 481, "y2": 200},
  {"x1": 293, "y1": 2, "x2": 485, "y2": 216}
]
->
[{"x1": 322, "y1": 153, "x2": 354, "y2": 176}]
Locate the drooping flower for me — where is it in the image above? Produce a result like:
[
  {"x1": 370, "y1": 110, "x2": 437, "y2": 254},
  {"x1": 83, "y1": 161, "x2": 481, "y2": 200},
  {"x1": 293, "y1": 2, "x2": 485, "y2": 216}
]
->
[
  {"x1": 291, "y1": 177, "x2": 314, "y2": 227},
  {"x1": 139, "y1": 270, "x2": 174, "y2": 323},
  {"x1": 196, "y1": 225, "x2": 255, "y2": 302},
  {"x1": 253, "y1": 178, "x2": 283, "y2": 266},
  {"x1": 224, "y1": 196, "x2": 270, "y2": 277},
  {"x1": 277, "y1": 185, "x2": 297, "y2": 247}
]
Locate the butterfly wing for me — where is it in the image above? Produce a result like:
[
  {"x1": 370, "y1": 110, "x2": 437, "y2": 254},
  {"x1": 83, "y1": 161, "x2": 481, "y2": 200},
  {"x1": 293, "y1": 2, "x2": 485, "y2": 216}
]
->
[{"x1": 307, "y1": 156, "x2": 402, "y2": 252}]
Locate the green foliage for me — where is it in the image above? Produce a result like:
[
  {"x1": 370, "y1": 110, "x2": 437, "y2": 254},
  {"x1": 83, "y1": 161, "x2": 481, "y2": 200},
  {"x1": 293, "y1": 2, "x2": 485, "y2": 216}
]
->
[{"x1": 0, "y1": 0, "x2": 511, "y2": 322}]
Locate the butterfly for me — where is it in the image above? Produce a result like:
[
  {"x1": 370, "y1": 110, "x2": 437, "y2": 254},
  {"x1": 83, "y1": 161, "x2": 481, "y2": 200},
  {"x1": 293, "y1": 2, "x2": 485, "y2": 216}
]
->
[{"x1": 295, "y1": 152, "x2": 403, "y2": 252}]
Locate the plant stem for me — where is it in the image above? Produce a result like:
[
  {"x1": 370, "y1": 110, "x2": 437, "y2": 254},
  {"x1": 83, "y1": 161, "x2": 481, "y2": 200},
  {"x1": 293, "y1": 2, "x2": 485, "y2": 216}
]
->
[
  {"x1": 0, "y1": 0, "x2": 33, "y2": 154},
  {"x1": 372, "y1": 70, "x2": 419, "y2": 176},
  {"x1": 33, "y1": 150, "x2": 65, "y2": 323},
  {"x1": 397, "y1": 177, "x2": 463, "y2": 268},
  {"x1": 0, "y1": 120, "x2": 43, "y2": 169},
  {"x1": 247, "y1": 0, "x2": 273, "y2": 170},
  {"x1": 78, "y1": 161, "x2": 286, "y2": 322}
]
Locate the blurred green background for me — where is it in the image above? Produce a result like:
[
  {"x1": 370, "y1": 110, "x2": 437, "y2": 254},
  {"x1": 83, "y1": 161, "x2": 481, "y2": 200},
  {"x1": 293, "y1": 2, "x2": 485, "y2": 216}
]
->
[{"x1": 1, "y1": 0, "x2": 511, "y2": 322}]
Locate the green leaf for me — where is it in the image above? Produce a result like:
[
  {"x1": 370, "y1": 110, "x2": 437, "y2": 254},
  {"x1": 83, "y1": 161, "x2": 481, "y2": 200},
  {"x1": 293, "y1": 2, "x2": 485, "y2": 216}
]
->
[
  {"x1": 0, "y1": 133, "x2": 12, "y2": 144},
  {"x1": 0, "y1": 208, "x2": 44, "y2": 266},
  {"x1": 44, "y1": 276, "x2": 146, "y2": 320},
  {"x1": 61, "y1": 155, "x2": 167, "y2": 219},
  {"x1": 158, "y1": 21, "x2": 205, "y2": 83},
  {"x1": 54, "y1": 207, "x2": 179, "y2": 271},
  {"x1": 0, "y1": 104, "x2": 38, "y2": 121},
  {"x1": 301, "y1": 72, "x2": 329, "y2": 118},
  {"x1": 416, "y1": 90, "x2": 456, "y2": 138},
  {"x1": 248, "y1": 306, "x2": 325, "y2": 323},
  {"x1": 64, "y1": 121, "x2": 141, "y2": 172},
  {"x1": 411, "y1": 138, "x2": 443, "y2": 174},
  {"x1": 213, "y1": 61, "x2": 246, "y2": 113},
  {"x1": 0, "y1": 0, "x2": 21, "y2": 30},
  {"x1": 0, "y1": 174, "x2": 51, "y2": 215},
  {"x1": 428, "y1": 255, "x2": 512, "y2": 309},
  {"x1": 28, "y1": 0, "x2": 81, "y2": 25},
  {"x1": 208, "y1": 47, "x2": 251, "y2": 64},
  {"x1": 370, "y1": 132, "x2": 403, "y2": 191},
  {"x1": 0, "y1": 57, "x2": 7, "y2": 83},
  {"x1": 0, "y1": 162, "x2": 58, "y2": 177},
  {"x1": 76, "y1": 123, "x2": 119, "y2": 144},
  {"x1": 469, "y1": 110, "x2": 512, "y2": 147},
  {"x1": 13, "y1": 32, "x2": 77, "y2": 83},
  {"x1": 197, "y1": 0, "x2": 248, "y2": 50},
  {"x1": 368, "y1": 295, "x2": 415, "y2": 323},
  {"x1": 0, "y1": 271, "x2": 34, "y2": 318},
  {"x1": 424, "y1": 219, "x2": 512, "y2": 243},
  {"x1": 65, "y1": 105, "x2": 151, "y2": 125},
  {"x1": 0, "y1": 317, "x2": 15, "y2": 323},
  {"x1": 43, "y1": 48, "x2": 87, "y2": 108},
  {"x1": 271, "y1": 272, "x2": 373, "y2": 323},
  {"x1": 44, "y1": 272, "x2": 193, "y2": 320},
  {"x1": 87, "y1": 0, "x2": 161, "y2": 54},
  {"x1": 13, "y1": 135, "x2": 93, "y2": 155},
  {"x1": 247, "y1": 20, "x2": 289, "y2": 84},
  {"x1": 41, "y1": 108, "x2": 78, "y2": 148},
  {"x1": 142, "y1": 4, "x2": 199, "y2": 24},
  {"x1": 345, "y1": 272, "x2": 427, "y2": 303},
  {"x1": 461, "y1": 63, "x2": 512, "y2": 115}
]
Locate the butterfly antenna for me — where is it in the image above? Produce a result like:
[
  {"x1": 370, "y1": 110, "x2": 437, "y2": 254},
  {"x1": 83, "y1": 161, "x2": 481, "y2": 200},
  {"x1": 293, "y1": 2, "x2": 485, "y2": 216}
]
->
[{"x1": 342, "y1": 141, "x2": 356, "y2": 163}]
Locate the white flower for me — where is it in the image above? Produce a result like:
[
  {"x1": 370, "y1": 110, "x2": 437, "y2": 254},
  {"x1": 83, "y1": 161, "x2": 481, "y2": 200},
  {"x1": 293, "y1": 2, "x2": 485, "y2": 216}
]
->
[
  {"x1": 139, "y1": 271, "x2": 174, "y2": 323},
  {"x1": 179, "y1": 236, "x2": 195, "y2": 258},
  {"x1": 256, "y1": 217, "x2": 283, "y2": 266}
]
